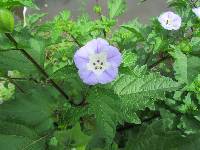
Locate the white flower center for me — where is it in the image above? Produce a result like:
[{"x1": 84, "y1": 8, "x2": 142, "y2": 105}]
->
[
  {"x1": 166, "y1": 19, "x2": 171, "y2": 25},
  {"x1": 87, "y1": 52, "x2": 110, "y2": 76}
]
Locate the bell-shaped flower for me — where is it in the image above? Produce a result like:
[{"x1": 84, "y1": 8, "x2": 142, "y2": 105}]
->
[
  {"x1": 74, "y1": 38, "x2": 122, "y2": 85},
  {"x1": 158, "y1": 11, "x2": 181, "y2": 30}
]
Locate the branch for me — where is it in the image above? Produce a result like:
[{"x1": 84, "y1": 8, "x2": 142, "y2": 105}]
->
[
  {"x1": 70, "y1": 34, "x2": 83, "y2": 47},
  {"x1": 5, "y1": 33, "x2": 73, "y2": 104},
  {"x1": 148, "y1": 55, "x2": 171, "y2": 69},
  {"x1": 7, "y1": 77, "x2": 25, "y2": 93}
]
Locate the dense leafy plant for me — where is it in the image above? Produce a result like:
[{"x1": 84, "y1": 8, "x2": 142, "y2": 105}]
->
[{"x1": 0, "y1": 0, "x2": 200, "y2": 149}]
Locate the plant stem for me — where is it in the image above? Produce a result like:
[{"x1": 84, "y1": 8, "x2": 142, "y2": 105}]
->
[
  {"x1": 7, "y1": 77, "x2": 25, "y2": 93},
  {"x1": 5, "y1": 33, "x2": 71, "y2": 103},
  {"x1": 95, "y1": 0, "x2": 107, "y2": 38},
  {"x1": 70, "y1": 34, "x2": 83, "y2": 47},
  {"x1": 148, "y1": 55, "x2": 171, "y2": 69}
]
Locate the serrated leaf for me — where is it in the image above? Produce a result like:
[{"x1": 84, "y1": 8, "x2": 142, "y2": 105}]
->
[
  {"x1": 88, "y1": 89, "x2": 122, "y2": 145},
  {"x1": 113, "y1": 73, "x2": 179, "y2": 96},
  {"x1": 108, "y1": 0, "x2": 126, "y2": 18}
]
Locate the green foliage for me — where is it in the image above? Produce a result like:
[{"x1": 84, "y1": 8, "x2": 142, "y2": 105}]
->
[
  {"x1": 171, "y1": 50, "x2": 200, "y2": 84},
  {"x1": 0, "y1": 0, "x2": 37, "y2": 9},
  {"x1": 0, "y1": 9, "x2": 14, "y2": 33},
  {"x1": 87, "y1": 89, "x2": 123, "y2": 146},
  {"x1": 0, "y1": 0, "x2": 200, "y2": 149},
  {"x1": 125, "y1": 120, "x2": 200, "y2": 150},
  {"x1": 0, "y1": 87, "x2": 59, "y2": 149},
  {"x1": 113, "y1": 70, "x2": 179, "y2": 96},
  {"x1": 108, "y1": 0, "x2": 126, "y2": 18}
]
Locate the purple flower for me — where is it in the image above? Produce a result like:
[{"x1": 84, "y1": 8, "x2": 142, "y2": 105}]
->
[
  {"x1": 74, "y1": 38, "x2": 122, "y2": 85},
  {"x1": 158, "y1": 11, "x2": 182, "y2": 30},
  {"x1": 192, "y1": 7, "x2": 200, "y2": 18}
]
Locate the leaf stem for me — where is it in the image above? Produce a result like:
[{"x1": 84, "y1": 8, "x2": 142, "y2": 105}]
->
[
  {"x1": 148, "y1": 55, "x2": 171, "y2": 69},
  {"x1": 5, "y1": 33, "x2": 72, "y2": 103},
  {"x1": 95, "y1": 0, "x2": 107, "y2": 38},
  {"x1": 70, "y1": 34, "x2": 83, "y2": 47},
  {"x1": 7, "y1": 77, "x2": 25, "y2": 93}
]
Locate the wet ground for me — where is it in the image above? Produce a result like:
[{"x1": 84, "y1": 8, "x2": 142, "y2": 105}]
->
[{"x1": 31, "y1": 0, "x2": 168, "y2": 24}]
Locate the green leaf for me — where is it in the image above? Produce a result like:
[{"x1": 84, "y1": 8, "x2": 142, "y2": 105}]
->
[
  {"x1": 49, "y1": 124, "x2": 90, "y2": 150},
  {"x1": 0, "y1": 9, "x2": 14, "y2": 33},
  {"x1": 0, "y1": 0, "x2": 37, "y2": 9},
  {"x1": 87, "y1": 89, "x2": 122, "y2": 145},
  {"x1": 121, "y1": 20, "x2": 144, "y2": 39},
  {"x1": 0, "y1": 121, "x2": 46, "y2": 150},
  {"x1": 0, "y1": 133, "x2": 45, "y2": 150},
  {"x1": 122, "y1": 51, "x2": 137, "y2": 67},
  {"x1": 0, "y1": 49, "x2": 38, "y2": 75},
  {"x1": 113, "y1": 72, "x2": 179, "y2": 96},
  {"x1": 108, "y1": 0, "x2": 126, "y2": 18},
  {"x1": 0, "y1": 87, "x2": 59, "y2": 149},
  {"x1": 191, "y1": 37, "x2": 200, "y2": 53},
  {"x1": 0, "y1": 31, "x2": 46, "y2": 75},
  {"x1": 171, "y1": 50, "x2": 200, "y2": 84},
  {"x1": 125, "y1": 120, "x2": 200, "y2": 150}
]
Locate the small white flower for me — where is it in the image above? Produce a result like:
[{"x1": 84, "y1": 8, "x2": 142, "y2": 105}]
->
[
  {"x1": 23, "y1": 7, "x2": 28, "y2": 27},
  {"x1": 192, "y1": 7, "x2": 200, "y2": 18},
  {"x1": 158, "y1": 11, "x2": 182, "y2": 30}
]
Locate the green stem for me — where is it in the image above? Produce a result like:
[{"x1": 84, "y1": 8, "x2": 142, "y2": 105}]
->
[
  {"x1": 7, "y1": 77, "x2": 25, "y2": 93},
  {"x1": 95, "y1": 1, "x2": 107, "y2": 38},
  {"x1": 148, "y1": 55, "x2": 171, "y2": 69},
  {"x1": 5, "y1": 33, "x2": 72, "y2": 104}
]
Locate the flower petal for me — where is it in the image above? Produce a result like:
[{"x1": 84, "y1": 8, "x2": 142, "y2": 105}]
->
[
  {"x1": 74, "y1": 55, "x2": 89, "y2": 70},
  {"x1": 105, "y1": 46, "x2": 122, "y2": 67},
  {"x1": 172, "y1": 16, "x2": 182, "y2": 30},
  {"x1": 78, "y1": 69, "x2": 98, "y2": 85},
  {"x1": 96, "y1": 38, "x2": 109, "y2": 53},
  {"x1": 192, "y1": 7, "x2": 200, "y2": 18},
  {"x1": 98, "y1": 67, "x2": 118, "y2": 84}
]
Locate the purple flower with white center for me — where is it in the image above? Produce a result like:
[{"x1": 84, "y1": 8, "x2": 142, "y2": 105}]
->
[
  {"x1": 192, "y1": 7, "x2": 200, "y2": 18},
  {"x1": 74, "y1": 38, "x2": 122, "y2": 85},
  {"x1": 158, "y1": 11, "x2": 182, "y2": 30}
]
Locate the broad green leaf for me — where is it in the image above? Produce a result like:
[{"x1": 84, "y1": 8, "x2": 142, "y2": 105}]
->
[
  {"x1": 0, "y1": 9, "x2": 14, "y2": 33},
  {"x1": 0, "y1": 87, "x2": 58, "y2": 134},
  {"x1": 87, "y1": 89, "x2": 122, "y2": 145},
  {"x1": 125, "y1": 120, "x2": 200, "y2": 150},
  {"x1": 122, "y1": 51, "x2": 137, "y2": 67},
  {"x1": 113, "y1": 72, "x2": 179, "y2": 96},
  {"x1": 171, "y1": 50, "x2": 200, "y2": 84},
  {"x1": 0, "y1": 87, "x2": 59, "y2": 149},
  {"x1": 0, "y1": 31, "x2": 46, "y2": 75},
  {"x1": 49, "y1": 124, "x2": 91, "y2": 150},
  {"x1": 0, "y1": 49, "x2": 38, "y2": 74}
]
